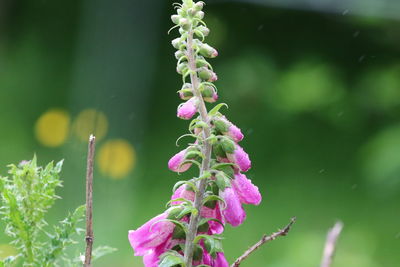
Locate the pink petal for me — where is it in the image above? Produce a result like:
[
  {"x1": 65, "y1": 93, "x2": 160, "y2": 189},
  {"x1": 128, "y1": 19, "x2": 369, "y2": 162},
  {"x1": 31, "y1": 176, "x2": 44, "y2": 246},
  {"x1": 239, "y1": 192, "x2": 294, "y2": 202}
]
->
[
  {"x1": 168, "y1": 149, "x2": 192, "y2": 172},
  {"x1": 232, "y1": 173, "x2": 261, "y2": 205},
  {"x1": 128, "y1": 213, "x2": 174, "y2": 256},
  {"x1": 228, "y1": 124, "x2": 244, "y2": 142},
  {"x1": 221, "y1": 187, "x2": 246, "y2": 227},
  {"x1": 214, "y1": 252, "x2": 229, "y2": 267},
  {"x1": 177, "y1": 98, "x2": 197, "y2": 120},
  {"x1": 227, "y1": 144, "x2": 251, "y2": 172}
]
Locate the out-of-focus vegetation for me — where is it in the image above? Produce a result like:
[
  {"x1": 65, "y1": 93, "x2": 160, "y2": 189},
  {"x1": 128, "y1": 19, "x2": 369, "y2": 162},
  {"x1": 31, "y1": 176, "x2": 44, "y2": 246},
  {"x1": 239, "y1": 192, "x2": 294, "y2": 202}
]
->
[{"x1": 0, "y1": 0, "x2": 399, "y2": 266}]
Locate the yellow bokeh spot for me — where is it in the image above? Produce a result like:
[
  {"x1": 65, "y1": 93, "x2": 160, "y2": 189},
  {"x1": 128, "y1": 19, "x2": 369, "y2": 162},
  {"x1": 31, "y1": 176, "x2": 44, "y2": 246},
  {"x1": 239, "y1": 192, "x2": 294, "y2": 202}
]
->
[
  {"x1": 97, "y1": 139, "x2": 136, "y2": 179},
  {"x1": 73, "y1": 109, "x2": 108, "y2": 142},
  {"x1": 35, "y1": 109, "x2": 70, "y2": 147},
  {"x1": 0, "y1": 244, "x2": 17, "y2": 260}
]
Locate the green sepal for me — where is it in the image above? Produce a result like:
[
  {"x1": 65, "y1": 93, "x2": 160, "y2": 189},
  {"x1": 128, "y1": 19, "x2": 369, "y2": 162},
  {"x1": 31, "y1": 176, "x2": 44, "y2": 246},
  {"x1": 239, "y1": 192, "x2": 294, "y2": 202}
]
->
[
  {"x1": 212, "y1": 143, "x2": 226, "y2": 158},
  {"x1": 172, "y1": 224, "x2": 186, "y2": 239},
  {"x1": 172, "y1": 180, "x2": 198, "y2": 194},
  {"x1": 220, "y1": 137, "x2": 235, "y2": 154},
  {"x1": 213, "y1": 120, "x2": 229, "y2": 133},
  {"x1": 211, "y1": 163, "x2": 235, "y2": 179},
  {"x1": 202, "y1": 195, "x2": 226, "y2": 209}
]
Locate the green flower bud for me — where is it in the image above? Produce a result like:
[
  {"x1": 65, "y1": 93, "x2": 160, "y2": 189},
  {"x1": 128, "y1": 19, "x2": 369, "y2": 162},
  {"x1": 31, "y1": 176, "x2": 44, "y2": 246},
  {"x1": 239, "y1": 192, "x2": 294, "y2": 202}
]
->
[
  {"x1": 179, "y1": 18, "x2": 191, "y2": 31},
  {"x1": 220, "y1": 137, "x2": 235, "y2": 154},
  {"x1": 195, "y1": 11, "x2": 205, "y2": 20},
  {"x1": 175, "y1": 50, "x2": 186, "y2": 60},
  {"x1": 213, "y1": 143, "x2": 226, "y2": 158},
  {"x1": 176, "y1": 62, "x2": 188, "y2": 74},
  {"x1": 199, "y1": 43, "x2": 218, "y2": 58},
  {"x1": 196, "y1": 25, "x2": 210, "y2": 37},
  {"x1": 213, "y1": 119, "x2": 229, "y2": 133},
  {"x1": 171, "y1": 38, "x2": 183, "y2": 49},
  {"x1": 194, "y1": 1, "x2": 204, "y2": 12},
  {"x1": 198, "y1": 67, "x2": 217, "y2": 82},
  {"x1": 171, "y1": 15, "x2": 181, "y2": 24}
]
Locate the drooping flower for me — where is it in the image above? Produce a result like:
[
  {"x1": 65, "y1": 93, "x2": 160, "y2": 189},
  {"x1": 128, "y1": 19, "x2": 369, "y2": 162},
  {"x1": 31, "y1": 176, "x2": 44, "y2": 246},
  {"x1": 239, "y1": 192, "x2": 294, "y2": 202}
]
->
[
  {"x1": 220, "y1": 187, "x2": 246, "y2": 227},
  {"x1": 168, "y1": 149, "x2": 192, "y2": 173},
  {"x1": 226, "y1": 144, "x2": 251, "y2": 172},
  {"x1": 231, "y1": 172, "x2": 261, "y2": 205},
  {"x1": 177, "y1": 97, "x2": 197, "y2": 120},
  {"x1": 128, "y1": 213, "x2": 175, "y2": 256}
]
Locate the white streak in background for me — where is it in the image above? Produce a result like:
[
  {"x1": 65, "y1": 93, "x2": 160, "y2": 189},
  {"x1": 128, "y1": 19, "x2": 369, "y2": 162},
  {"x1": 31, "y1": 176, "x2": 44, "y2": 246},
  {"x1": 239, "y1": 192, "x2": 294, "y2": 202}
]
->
[
  {"x1": 68, "y1": 0, "x2": 165, "y2": 137},
  {"x1": 212, "y1": 0, "x2": 400, "y2": 20}
]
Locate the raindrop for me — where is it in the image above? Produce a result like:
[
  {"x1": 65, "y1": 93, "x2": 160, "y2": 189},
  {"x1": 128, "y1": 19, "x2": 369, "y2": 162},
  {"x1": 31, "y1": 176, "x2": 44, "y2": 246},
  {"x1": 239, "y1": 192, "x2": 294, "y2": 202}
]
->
[
  {"x1": 353, "y1": 31, "x2": 360, "y2": 38},
  {"x1": 358, "y1": 55, "x2": 366, "y2": 62},
  {"x1": 342, "y1": 9, "x2": 349, "y2": 15},
  {"x1": 257, "y1": 24, "x2": 264, "y2": 31}
]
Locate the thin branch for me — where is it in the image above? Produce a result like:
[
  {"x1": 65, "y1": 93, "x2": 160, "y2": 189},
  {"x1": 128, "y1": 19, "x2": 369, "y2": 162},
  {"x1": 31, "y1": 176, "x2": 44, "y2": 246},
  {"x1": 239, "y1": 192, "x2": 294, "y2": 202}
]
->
[
  {"x1": 320, "y1": 221, "x2": 344, "y2": 267},
  {"x1": 84, "y1": 135, "x2": 96, "y2": 267},
  {"x1": 231, "y1": 217, "x2": 297, "y2": 267}
]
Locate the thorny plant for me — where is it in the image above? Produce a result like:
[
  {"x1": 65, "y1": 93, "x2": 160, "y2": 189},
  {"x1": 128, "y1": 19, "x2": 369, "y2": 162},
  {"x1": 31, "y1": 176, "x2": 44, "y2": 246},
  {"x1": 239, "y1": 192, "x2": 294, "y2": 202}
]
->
[
  {"x1": 0, "y1": 156, "x2": 115, "y2": 267},
  {"x1": 128, "y1": 1, "x2": 264, "y2": 266}
]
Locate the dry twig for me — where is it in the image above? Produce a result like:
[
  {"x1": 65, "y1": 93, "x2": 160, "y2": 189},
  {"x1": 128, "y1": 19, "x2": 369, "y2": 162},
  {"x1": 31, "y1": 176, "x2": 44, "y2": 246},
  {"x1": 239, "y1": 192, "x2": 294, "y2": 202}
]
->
[
  {"x1": 84, "y1": 135, "x2": 96, "y2": 267},
  {"x1": 231, "y1": 217, "x2": 297, "y2": 267},
  {"x1": 320, "y1": 221, "x2": 343, "y2": 267}
]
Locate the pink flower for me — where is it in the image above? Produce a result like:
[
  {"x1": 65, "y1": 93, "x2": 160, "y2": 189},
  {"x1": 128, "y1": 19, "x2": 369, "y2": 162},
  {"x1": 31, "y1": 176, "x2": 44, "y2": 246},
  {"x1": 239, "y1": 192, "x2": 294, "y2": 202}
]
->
[
  {"x1": 220, "y1": 187, "x2": 246, "y2": 227},
  {"x1": 231, "y1": 172, "x2": 261, "y2": 205},
  {"x1": 128, "y1": 213, "x2": 175, "y2": 256},
  {"x1": 226, "y1": 144, "x2": 251, "y2": 172},
  {"x1": 228, "y1": 124, "x2": 244, "y2": 142},
  {"x1": 168, "y1": 149, "x2": 192, "y2": 173},
  {"x1": 171, "y1": 185, "x2": 224, "y2": 234},
  {"x1": 177, "y1": 98, "x2": 197, "y2": 120},
  {"x1": 202, "y1": 249, "x2": 229, "y2": 266}
]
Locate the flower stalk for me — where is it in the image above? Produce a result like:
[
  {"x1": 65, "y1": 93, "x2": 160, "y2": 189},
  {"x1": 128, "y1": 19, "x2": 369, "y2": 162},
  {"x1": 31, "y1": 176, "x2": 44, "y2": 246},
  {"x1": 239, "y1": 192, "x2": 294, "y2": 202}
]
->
[
  {"x1": 183, "y1": 25, "x2": 213, "y2": 266},
  {"x1": 128, "y1": 1, "x2": 262, "y2": 266}
]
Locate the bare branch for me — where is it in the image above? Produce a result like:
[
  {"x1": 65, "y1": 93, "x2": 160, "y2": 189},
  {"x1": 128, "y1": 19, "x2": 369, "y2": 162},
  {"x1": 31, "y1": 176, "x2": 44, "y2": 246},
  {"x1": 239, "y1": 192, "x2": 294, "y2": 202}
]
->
[
  {"x1": 84, "y1": 135, "x2": 96, "y2": 267},
  {"x1": 320, "y1": 221, "x2": 344, "y2": 267},
  {"x1": 231, "y1": 217, "x2": 297, "y2": 267}
]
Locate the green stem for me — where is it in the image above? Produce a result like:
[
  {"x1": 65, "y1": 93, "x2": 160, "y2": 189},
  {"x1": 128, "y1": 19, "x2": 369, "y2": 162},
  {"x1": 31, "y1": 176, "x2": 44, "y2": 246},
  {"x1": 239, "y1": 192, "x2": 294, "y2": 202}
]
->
[{"x1": 182, "y1": 27, "x2": 213, "y2": 267}]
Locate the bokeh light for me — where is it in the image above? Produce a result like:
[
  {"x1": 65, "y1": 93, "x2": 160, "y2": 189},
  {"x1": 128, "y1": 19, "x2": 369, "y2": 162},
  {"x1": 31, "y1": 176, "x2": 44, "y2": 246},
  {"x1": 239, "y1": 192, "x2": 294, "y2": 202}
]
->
[
  {"x1": 360, "y1": 124, "x2": 400, "y2": 190},
  {"x1": 356, "y1": 65, "x2": 400, "y2": 111},
  {"x1": 97, "y1": 139, "x2": 136, "y2": 179},
  {"x1": 34, "y1": 109, "x2": 70, "y2": 147},
  {"x1": 73, "y1": 109, "x2": 108, "y2": 142},
  {"x1": 267, "y1": 61, "x2": 345, "y2": 113}
]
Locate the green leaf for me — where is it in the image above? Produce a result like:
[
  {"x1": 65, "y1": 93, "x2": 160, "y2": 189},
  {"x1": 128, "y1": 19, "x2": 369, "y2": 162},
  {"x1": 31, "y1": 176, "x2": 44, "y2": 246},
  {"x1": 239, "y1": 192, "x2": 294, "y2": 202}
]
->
[
  {"x1": 159, "y1": 252, "x2": 184, "y2": 267},
  {"x1": 208, "y1": 103, "x2": 228, "y2": 117}
]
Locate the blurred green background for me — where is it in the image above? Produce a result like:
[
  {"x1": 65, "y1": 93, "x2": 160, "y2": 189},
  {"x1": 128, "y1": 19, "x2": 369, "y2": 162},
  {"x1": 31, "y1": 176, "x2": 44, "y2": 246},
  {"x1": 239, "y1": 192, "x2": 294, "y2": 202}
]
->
[{"x1": 0, "y1": 0, "x2": 399, "y2": 266}]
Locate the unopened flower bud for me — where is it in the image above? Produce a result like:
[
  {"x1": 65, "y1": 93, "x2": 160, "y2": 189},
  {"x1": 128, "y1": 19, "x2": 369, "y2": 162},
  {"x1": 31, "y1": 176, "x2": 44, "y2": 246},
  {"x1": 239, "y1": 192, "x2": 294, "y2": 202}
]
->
[
  {"x1": 178, "y1": 83, "x2": 193, "y2": 100},
  {"x1": 171, "y1": 38, "x2": 182, "y2": 49},
  {"x1": 175, "y1": 50, "x2": 186, "y2": 60},
  {"x1": 171, "y1": 15, "x2": 181, "y2": 24},
  {"x1": 220, "y1": 137, "x2": 235, "y2": 154},
  {"x1": 198, "y1": 67, "x2": 217, "y2": 82},
  {"x1": 168, "y1": 149, "x2": 192, "y2": 172},
  {"x1": 176, "y1": 62, "x2": 188, "y2": 74},
  {"x1": 226, "y1": 144, "x2": 251, "y2": 172},
  {"x1": 196, "y1": 25, "x2": 210, "y2": 37},
  {"x1": 179, "y1": 18, "x2": 191, "y2": 31},
  {"x1": 201, "y1": 85, "x2": 218, "y2": 103},
  {"x1": 177, "y1": 97, "x2": 197, "y2": 120},
  {"x1": 195, "y1": 11, "x2": 204, "y2": 20},
  {"x1": 194, "y1": 1, "x2": 204, "y2": 12},
  {"x1": 199, "y1": 43, "x2": 218, "y2": 58},
  {"x1": 214, "y1": 116, "x2": 244, "y2": 142}
]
